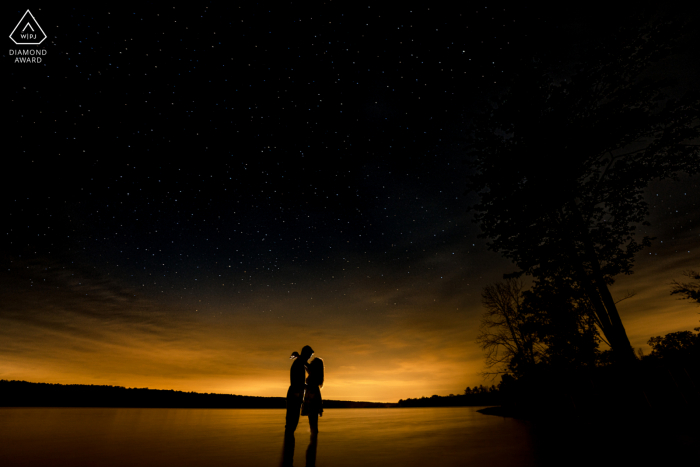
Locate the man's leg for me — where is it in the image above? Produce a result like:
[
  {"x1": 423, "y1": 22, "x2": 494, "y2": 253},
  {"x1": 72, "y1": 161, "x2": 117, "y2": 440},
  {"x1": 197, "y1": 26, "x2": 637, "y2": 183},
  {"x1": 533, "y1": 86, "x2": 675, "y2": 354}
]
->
[{"x1": 285, "y1": 397, "x2": 302, "y2": 436}]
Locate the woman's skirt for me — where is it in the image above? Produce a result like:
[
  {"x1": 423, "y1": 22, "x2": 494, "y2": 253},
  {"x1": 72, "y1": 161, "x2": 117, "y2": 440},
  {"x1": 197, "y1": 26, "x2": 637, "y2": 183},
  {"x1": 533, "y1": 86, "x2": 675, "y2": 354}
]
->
[{"x1": 301, "y1": 385, "x2": 323, "y2": 416}]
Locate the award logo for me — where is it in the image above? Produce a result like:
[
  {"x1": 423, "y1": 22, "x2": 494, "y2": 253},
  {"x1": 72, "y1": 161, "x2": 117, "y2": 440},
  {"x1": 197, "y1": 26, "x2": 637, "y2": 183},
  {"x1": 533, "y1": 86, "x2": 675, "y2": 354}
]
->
[{"x1": 9, "y1": 10, "x2": 47, "y2": 63}]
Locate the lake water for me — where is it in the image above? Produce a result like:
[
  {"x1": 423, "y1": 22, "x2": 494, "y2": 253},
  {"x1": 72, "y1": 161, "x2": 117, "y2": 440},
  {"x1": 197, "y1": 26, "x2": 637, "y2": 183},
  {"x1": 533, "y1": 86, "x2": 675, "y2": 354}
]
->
[{"x1": 0, "y1": 406, "x2": 695, "y2": 466}]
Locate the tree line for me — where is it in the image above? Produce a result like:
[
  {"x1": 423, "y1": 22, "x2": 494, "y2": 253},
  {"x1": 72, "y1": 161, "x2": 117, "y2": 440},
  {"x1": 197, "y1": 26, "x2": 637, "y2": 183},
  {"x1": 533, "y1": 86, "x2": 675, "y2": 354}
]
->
[{"x1": 398, "y1": 385, "x2": 500, "y2": 407}]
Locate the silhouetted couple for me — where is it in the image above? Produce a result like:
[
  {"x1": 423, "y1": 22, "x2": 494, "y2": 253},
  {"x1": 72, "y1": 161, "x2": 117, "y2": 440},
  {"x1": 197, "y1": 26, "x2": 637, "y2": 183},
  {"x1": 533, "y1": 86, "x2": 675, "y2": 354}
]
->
[{"x1": 285, "y1": 345, "x2": 324, "y2": 437}]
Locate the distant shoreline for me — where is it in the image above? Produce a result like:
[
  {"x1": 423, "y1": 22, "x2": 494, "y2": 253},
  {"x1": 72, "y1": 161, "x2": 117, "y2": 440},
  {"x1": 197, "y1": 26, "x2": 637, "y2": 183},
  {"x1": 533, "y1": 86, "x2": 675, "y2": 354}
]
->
[
  {"x1": 0, "y1": 380, "x2": 500, "y2": 409},
  {"x1": 0, "y1": 380, "x2": 397, "y2": 408},
  {"x1": 2, "y1": 405, "x2": 501, "y2": 410}
]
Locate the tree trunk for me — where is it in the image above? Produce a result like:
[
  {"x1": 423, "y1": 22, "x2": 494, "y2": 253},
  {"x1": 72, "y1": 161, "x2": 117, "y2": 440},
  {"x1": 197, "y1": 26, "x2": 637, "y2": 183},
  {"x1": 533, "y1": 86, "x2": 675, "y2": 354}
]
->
[
  {"x1": 501, "y1": 282, "x2": 526, "y2": 360},
  {"x1": 568, "y1": 200, "x2": 637, "y2": 364}
]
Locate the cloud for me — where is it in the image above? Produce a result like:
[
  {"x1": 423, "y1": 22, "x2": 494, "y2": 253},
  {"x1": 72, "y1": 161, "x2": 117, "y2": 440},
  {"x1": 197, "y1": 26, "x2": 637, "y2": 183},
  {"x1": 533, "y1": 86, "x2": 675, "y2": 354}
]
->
[{"x1": 0, "y1": 254, "x2": 196, "y2": 383}]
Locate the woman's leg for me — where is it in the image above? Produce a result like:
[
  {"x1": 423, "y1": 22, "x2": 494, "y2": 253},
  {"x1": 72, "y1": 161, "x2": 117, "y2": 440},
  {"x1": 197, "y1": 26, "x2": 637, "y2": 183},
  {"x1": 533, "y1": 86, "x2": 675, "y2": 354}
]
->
[{"x1": 308, "y1": 412, "x2": 319, "y2": 434}]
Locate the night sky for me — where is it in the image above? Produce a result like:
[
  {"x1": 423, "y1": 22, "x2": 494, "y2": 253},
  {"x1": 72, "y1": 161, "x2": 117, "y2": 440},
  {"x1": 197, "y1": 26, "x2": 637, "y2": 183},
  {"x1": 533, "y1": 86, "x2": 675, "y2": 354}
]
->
[{"x1": 4, "y1": 4, "x2": 699, "y2": 402}]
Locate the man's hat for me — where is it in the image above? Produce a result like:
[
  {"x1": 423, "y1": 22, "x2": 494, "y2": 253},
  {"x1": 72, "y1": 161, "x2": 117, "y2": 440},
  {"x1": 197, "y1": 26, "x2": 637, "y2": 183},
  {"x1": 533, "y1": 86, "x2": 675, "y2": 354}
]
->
[{"x1": 290, "y1": 351, "x2": 300, "y2": 359}]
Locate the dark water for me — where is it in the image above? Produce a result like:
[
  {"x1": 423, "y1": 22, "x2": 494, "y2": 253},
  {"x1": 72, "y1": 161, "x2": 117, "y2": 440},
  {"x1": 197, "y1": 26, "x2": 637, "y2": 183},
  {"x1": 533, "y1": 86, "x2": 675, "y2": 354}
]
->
[{"x1": 0, "y1": 406, "x2": 696, "y2": 466}]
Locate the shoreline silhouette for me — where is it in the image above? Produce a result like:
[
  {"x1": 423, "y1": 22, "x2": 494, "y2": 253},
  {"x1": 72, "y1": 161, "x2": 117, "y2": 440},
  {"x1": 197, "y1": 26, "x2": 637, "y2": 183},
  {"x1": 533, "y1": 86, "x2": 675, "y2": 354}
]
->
[{"x1": 0, "y1": 380, "x2": 398, "y2": 409}]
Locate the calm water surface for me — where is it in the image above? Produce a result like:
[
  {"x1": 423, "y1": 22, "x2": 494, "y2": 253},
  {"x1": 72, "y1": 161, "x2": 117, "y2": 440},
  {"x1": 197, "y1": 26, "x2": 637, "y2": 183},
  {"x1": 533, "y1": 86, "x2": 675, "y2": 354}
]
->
[
  {"x1": 0, "y1": 406, "x2": 692, "y2": 466},
  {"x1": 1, "y1": 407, "x2": 534, "y2": 466}
]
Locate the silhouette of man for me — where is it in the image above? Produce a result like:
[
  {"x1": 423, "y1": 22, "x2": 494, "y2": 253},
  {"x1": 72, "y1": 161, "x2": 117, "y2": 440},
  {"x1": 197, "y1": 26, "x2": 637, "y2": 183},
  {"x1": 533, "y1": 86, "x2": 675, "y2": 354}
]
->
[{"x1": 285, "y1": 345, "x2": 314, "y2": 439}]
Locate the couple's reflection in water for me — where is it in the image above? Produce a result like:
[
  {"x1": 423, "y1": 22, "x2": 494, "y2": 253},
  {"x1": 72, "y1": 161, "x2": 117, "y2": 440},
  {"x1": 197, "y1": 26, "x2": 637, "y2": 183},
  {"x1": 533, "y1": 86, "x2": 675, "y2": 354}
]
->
[{"x1": 281, "y1": 432, "x2": 317, "y2": 467}]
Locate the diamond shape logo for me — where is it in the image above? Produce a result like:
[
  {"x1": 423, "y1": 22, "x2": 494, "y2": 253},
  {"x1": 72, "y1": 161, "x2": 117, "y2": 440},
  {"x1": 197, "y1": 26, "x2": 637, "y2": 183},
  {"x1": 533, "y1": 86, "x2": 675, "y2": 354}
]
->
[{"x1": 10, "y1": 10, "x2": 46, "y2": 45}]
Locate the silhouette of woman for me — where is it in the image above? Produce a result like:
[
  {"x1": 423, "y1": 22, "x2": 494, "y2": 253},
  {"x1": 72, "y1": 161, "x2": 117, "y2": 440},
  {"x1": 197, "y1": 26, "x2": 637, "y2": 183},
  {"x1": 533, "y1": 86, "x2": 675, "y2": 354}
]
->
[{"x1": 301, "y1": 357, "x2": 324, "y2": 434}]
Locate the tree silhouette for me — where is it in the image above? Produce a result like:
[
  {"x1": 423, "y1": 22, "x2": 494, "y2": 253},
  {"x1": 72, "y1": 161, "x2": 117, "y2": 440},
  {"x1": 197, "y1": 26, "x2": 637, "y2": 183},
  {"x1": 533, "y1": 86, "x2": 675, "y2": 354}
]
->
[
  {"x1": 476, "y1": 278, "x2": 544, "y2": 377},
  {"x1": 477, "y1": 277, "x2": 605, "y2": 379},
  {"x1": 670, "y1": 270, "x2": 700, "y2": 305},
  {"x1": 647, "y1": 328, "x2": 700, "y2": 362},
  {"x1": 521, "y1": 279, "x2": 603, "y2": 371},
  {"x1": 465, "y1": 11, "x2": 700, "y2": 363},
  {"x1": 646, "y1": 271, "x2": 700, "y2": 363}
]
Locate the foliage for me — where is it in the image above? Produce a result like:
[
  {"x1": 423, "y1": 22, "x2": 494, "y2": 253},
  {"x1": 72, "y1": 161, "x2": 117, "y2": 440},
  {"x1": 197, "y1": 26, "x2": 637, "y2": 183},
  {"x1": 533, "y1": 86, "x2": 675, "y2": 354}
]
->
[
  {"x1": 464, "y1": 385, "x2": 497, "y2": 395},
  {"x1": 477, "y1": 278, "x2": 604, "y2": 379},
  {"x1": 647, "y1": 330, "x2": 699, "y2": 359},
  {"x1": 464, "y1": 11, "x2": 700, "y2": 362},
  {"x1": 521, "y1": 280, "x2": 603, "y2": 370},
  {"x1": 642, "y1": 271, "x2": 700, "y2": 363},
  {"x1": 644, "y1": 275, "x2": 700, "y2": 364},
  {"x1": 670, "y1": 270, "x2": 700, "y2": 305}
]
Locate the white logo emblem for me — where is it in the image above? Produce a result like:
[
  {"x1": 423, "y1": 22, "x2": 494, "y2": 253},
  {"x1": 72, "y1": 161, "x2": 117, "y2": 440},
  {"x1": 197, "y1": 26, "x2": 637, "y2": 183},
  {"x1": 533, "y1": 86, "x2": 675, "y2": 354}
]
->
[{"x1": 10, "y1": 10, "x2": 46, "y2": 45}]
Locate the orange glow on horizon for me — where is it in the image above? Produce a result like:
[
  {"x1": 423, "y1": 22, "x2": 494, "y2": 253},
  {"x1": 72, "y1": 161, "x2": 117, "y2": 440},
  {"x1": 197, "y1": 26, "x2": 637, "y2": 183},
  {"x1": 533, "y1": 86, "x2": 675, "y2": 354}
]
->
[{"x1": 1, "y1": 247, "x2": 698, "y2": 403}]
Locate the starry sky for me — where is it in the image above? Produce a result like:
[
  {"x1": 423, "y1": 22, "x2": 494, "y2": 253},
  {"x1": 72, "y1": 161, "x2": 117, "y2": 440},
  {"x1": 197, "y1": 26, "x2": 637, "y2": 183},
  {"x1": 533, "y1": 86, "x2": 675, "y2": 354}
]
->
[{"x1": 4, "y1": 3, "x2": 700, "y2": 402}]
